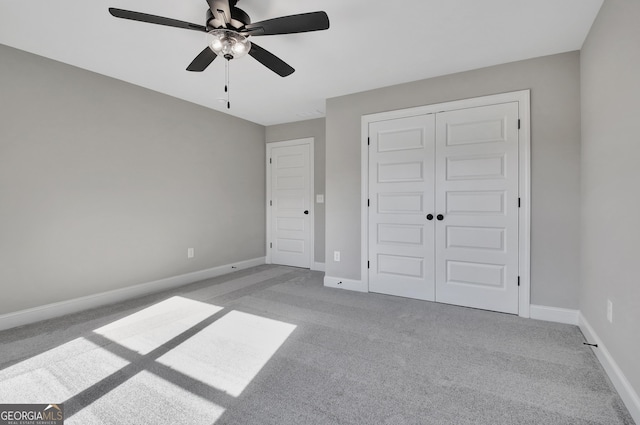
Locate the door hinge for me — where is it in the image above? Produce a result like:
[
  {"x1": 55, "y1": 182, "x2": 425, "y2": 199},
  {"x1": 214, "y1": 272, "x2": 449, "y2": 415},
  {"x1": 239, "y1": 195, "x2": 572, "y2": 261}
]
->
[
  {"x1": 368, "y1": 198, "x2": 370, "y2": 207},
  {"x1": 270, "y1": 200, "x2": 272, "y2": 206},
  {"x1": 367, "y1": 137, "x2": 370, "y2": 146},
  {"x1": 518, "y1": 276, "x2": 520, "y2": 286},
  {"x1": 270, "y1": 242, "x2": 272, "y2": 248},
  {"x1": 518, "y1": 119, "x2": 521, "y2": 129},
  {"x1": 518, "y1": 198, "x2": 521, "y2": 208},
  {"x1": 367, "y1": 261, "x2": 370, "y2": 269},
  {"x1": 269, "y1": 158, "x2": 272, "y2": 164}
]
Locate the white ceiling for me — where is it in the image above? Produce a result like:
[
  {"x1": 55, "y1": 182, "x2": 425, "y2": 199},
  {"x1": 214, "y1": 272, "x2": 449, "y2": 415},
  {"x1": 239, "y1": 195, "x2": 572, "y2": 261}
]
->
[{"x1": 0, "y1": 0, "x2": 603, "y2": 126}]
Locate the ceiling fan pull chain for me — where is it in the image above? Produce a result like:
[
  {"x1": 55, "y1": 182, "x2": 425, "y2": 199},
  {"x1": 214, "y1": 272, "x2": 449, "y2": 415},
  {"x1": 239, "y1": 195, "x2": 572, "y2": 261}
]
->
[{"x1": 225, "y1": 59, "x2": 231, "y2": 109}]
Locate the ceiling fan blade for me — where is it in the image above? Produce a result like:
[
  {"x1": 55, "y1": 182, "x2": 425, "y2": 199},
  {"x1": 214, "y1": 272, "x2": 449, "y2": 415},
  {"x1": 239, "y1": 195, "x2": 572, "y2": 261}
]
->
[
  {"x1": 248, "y1": 43, "x2": 295, "y2": 77},
  {"x1": 109, "y1": 8, "x2": 207, "y2": 32},
  {"x1": 206, "y1": 0, "x2": 232, "y2": 28},
  {"x1": 242, "y1": 11, "x2": 329, "y2": 36},
  {"x1": 186, "y1": 47, "x2": 217, "y2": 72}
]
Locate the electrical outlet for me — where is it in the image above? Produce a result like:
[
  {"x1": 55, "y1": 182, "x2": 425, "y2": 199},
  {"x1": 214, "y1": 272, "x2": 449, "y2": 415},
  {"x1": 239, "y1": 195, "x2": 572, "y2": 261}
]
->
[
  {"x1": 187, "y1": 248, "x2": 195, "y2": 259},
  {"x1": 334, "y1": 251, "x2": 341, "y2": 262},
  {"x1": 607, "y1": 299, "x2": 613, "y2": 323}
]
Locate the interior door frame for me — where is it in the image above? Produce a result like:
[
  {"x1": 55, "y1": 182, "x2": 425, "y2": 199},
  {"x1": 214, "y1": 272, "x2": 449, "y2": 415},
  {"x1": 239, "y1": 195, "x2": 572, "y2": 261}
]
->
[
  {"x1": 266, "y1": 137, "x2": 315, "y2": 268},
  {"x1": 360, "y1": 90, "x2": 531, "y2": 318}
]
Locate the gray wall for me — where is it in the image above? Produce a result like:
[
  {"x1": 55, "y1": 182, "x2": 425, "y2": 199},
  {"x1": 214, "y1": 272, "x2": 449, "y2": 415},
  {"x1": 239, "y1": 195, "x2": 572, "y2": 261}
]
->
[
  {"x1": 580, "y1": 0, "x2": 640, "y2": 397},
  {"x1": 0, "y1": 44, "x2": 266, "y2": 315},
  {"x1": 266, "y1": 118, "x2": 326, "y2": 264},
  {"x1": 325, "y1": 52, "x2": 582, "y2": 309}
]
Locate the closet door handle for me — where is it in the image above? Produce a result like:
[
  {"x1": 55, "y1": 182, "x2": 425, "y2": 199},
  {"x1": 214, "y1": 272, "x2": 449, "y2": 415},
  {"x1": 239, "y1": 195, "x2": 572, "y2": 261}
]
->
[
  {"x1": 304, "y1": 210, "x2": 309, "y2": 215},
  {"x1": 426, "y1": 214, "x2": 434, "y2": 221},
  {"x1": 436, "y1": 214, "x2": 444, "y2": 221}
]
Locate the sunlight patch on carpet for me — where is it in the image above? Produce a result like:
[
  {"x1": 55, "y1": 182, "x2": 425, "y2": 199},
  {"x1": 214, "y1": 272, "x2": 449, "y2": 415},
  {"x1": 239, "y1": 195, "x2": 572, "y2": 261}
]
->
[
  {"x1": 0, "y1": 337, "x2": 129, "y2": 403},
  {"x1": 93, "y1": 296, "x2": 222, "y2": 355},
  {"x1": 67, "y1": 370, "x2": 226, "y2": 425},
  {"x1": 158, "y1": 310, "x2": 296, "y2": 397}
]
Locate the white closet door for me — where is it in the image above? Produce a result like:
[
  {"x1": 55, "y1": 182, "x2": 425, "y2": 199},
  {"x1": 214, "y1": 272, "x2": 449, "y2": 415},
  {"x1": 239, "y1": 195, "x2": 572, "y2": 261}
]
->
[
  {"x1": 368, "y1": 114, "x2": 436, "y2": 300},
  {"x1": 270, "y1": 143, "x2": 311, "y2": 268},
  {"x1": 434, "y1": 102, "x2": 520, "y2": 314}
]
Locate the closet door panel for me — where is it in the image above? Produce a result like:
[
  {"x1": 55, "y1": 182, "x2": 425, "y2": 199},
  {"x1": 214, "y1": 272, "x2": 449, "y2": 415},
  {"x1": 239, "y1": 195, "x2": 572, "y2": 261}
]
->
[
  {"x1": 434, "y1": 102, "x2": 520, "y2": 314},
  {"x1": 368, "y1": 114, "x2": 436, "y2": 301}
]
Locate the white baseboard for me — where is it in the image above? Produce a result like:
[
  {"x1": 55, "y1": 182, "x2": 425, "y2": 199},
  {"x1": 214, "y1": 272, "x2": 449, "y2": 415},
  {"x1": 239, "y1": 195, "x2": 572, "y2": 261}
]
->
[
  {"x1": 579, "y1": 313, "x2": 640, "y2": 423},
  {"x1": 312, "y1": 262, "x2": 325, "y2": 272},
  {"x1": 530, "y1": 304, "x2": 579, "y2": 325},
  {"x1": 323, "y1": 276, "x2": 367, "y2": 293},
  {"x1": 0, "y1": 257, "x2": 266, "y2": 332}
]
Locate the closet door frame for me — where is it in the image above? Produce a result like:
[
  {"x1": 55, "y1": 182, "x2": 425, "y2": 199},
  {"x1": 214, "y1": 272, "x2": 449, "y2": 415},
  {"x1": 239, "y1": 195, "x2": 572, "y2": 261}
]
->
[{"x1": 361, "y1": 90, "x2": 531, "y2": 318}]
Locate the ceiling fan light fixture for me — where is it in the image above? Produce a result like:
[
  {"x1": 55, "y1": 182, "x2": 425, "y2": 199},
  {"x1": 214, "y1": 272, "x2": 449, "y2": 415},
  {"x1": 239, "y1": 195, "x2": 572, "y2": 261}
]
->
[{"x1": 207, "y1": 29, "x2": 251, "y2": 60}]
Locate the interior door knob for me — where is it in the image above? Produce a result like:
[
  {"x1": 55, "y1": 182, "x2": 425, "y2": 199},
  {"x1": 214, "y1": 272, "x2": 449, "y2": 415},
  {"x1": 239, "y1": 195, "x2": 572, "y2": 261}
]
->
[
  {"x1": 437, "y1": 214, "x2": 444, "y2": 221},
  {"x1": 304, "y1": 210, "x2": 309, "y2": 215},
  {"x1": 426, "y1": 214, "x2": 434, "y2": 221}
]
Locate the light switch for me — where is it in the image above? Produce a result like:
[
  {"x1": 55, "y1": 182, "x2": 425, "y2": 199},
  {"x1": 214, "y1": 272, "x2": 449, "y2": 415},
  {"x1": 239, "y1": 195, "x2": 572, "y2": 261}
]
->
[{"x1": 316, "y1": 194, "x2": 324, "y2": 203}]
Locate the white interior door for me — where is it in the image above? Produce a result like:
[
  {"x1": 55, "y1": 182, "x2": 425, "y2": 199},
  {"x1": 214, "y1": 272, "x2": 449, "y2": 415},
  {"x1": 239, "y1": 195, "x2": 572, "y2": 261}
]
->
[
  {"x1": 434, "y1": 102, "x2": 520, "y2": 314},
  {"x1": 368, "y1": 114, "x2": 436, "y2": 300},
  {"x1": 269, "y1": 142, "x2": 311, "y2": 268}
]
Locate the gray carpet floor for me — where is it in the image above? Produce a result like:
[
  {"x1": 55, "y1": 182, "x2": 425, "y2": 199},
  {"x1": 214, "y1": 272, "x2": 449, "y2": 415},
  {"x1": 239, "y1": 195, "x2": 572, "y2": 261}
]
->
[{"x1": 0, "y1": 265, "x2": 635, "y2": 425}]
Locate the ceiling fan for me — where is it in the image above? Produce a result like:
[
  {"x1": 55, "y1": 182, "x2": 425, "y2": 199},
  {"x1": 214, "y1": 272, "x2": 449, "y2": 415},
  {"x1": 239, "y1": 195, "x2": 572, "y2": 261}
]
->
[{"x1": 108, "y1": 0, "x2": 330, "y2": 77}]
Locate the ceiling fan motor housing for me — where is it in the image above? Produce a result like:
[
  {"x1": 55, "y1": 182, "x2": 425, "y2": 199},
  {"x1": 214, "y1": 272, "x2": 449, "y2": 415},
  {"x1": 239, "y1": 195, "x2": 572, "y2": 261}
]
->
[{"x1": 206, "y1": 7, "x2": 250, "y2": 31}]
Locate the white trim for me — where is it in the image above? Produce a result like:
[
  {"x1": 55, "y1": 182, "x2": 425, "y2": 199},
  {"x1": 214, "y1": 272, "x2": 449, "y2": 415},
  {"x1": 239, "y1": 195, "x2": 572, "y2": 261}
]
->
[
  {"x1": 0, "y1": 257, "x2": 265, "y2": 332},
  {"x1": 312, "y1": 262, "x2": 326, "y2": 272},
  {"x1": 530, "y1": 304, "x2": 579, "y2": 325},
  {"x1": 361, "y1": 117, "x2": 370, "y2": 293},
  {"x1": 361, "y1": 90, "x2": 531, "y2": 317},
  {"x1": 324, "y1": 276, "x2": 367, "y2": 293},
  {"x1": 266, "y1": 138, "x2": 315, "y2": 268},
  {"x1": 579, "y1": 313, "x2": 640, "y2": 423},
  {"x1": 517, "y1": 90, "x2": 532, "y2": 318}
]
